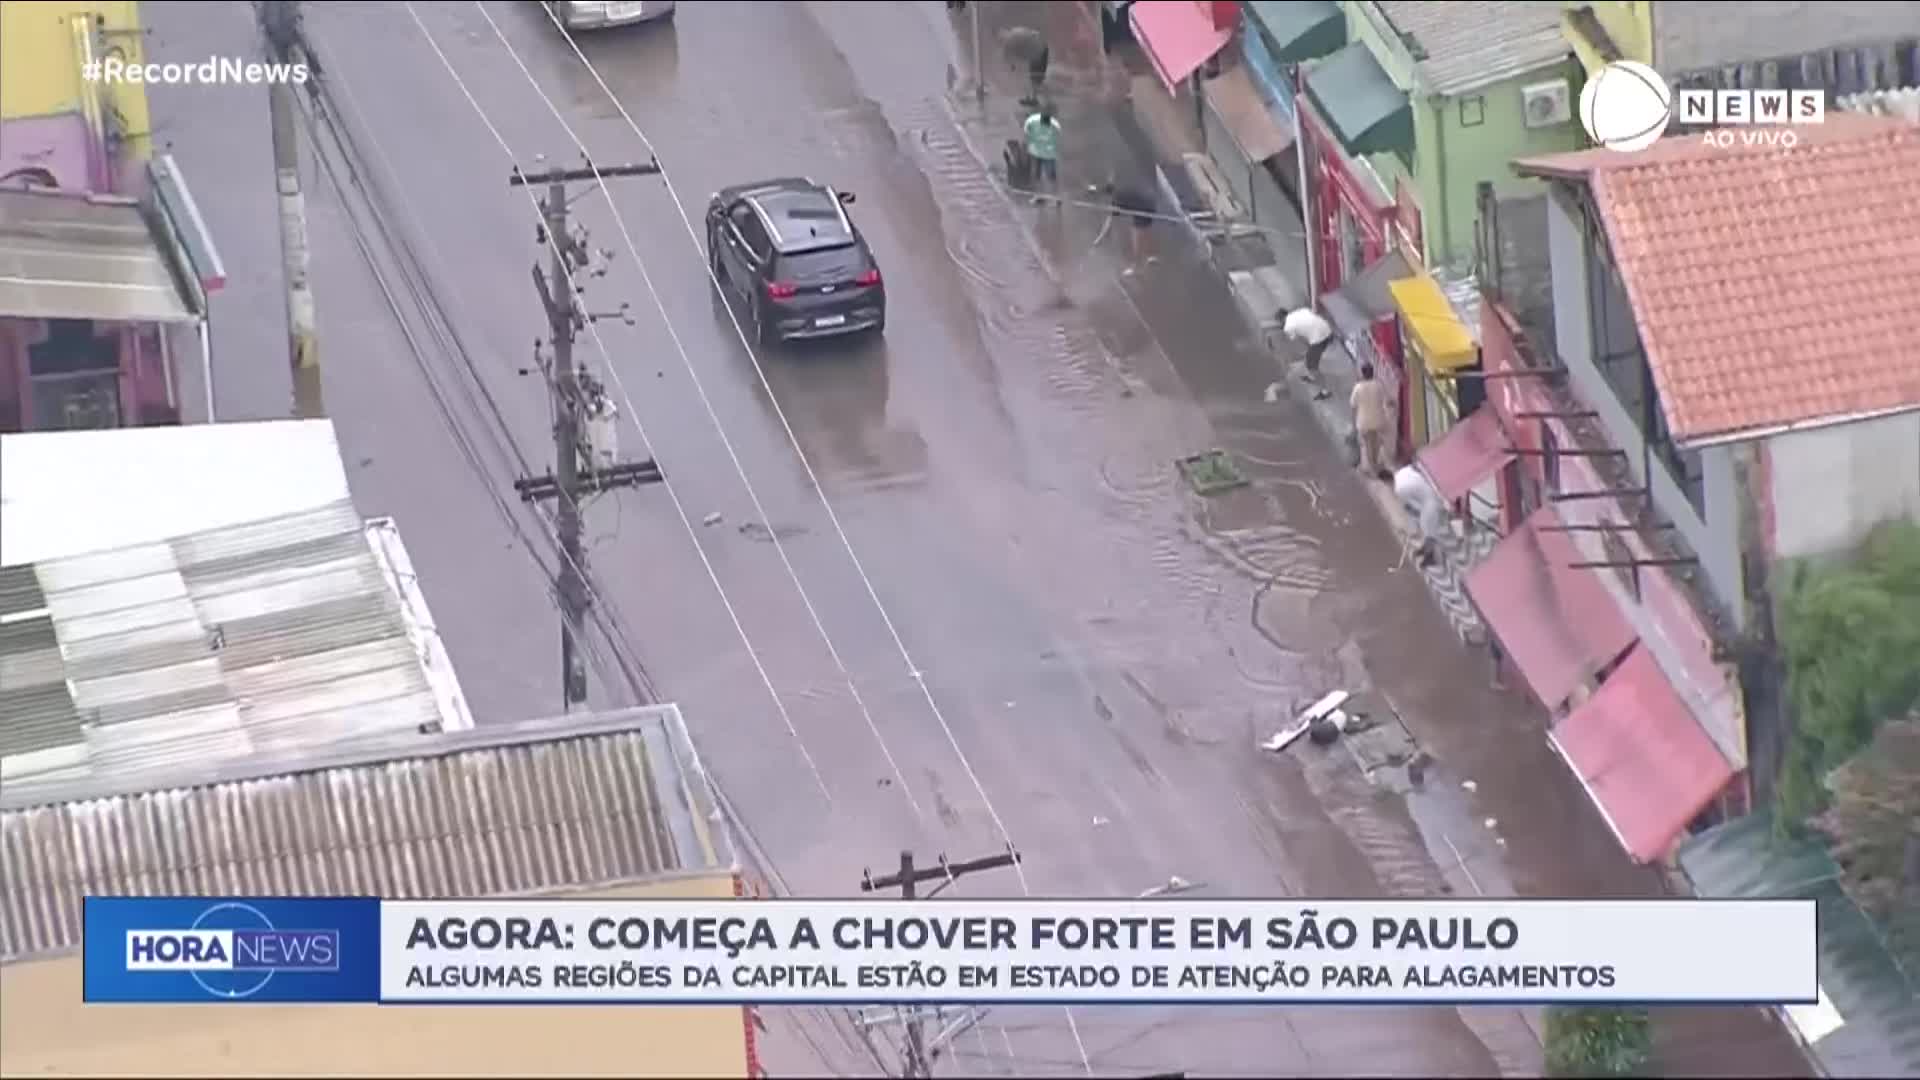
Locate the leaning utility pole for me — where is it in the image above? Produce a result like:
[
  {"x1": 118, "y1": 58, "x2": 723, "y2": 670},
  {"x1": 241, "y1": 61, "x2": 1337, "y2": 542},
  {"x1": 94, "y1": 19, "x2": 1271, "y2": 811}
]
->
[
  {"x1": 861, "y1": 847, "x2": 1021, "y2": 1078},
  {"x1": 510, "y1": 161, "x2": 665, "y2": 709},
  {"x1": 260, "y1": 0, "x2": 323, "y2": 418}
]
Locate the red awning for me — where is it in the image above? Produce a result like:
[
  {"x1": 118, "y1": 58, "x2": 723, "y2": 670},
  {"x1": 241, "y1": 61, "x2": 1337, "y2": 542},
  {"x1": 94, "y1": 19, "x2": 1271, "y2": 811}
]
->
[
  {"x1": 1464, "y1": 506, "x2": 1637, "y2": 709},
  {"x1": 1416, "y1": 409, "x2": 1515, "y2": 503},
  {"x1": 1550, "y1": 645, "x2": 1736, "y2": 863},
  {"x1": 1131, "y1": 1, "x2": 1233, "y2": 94}
]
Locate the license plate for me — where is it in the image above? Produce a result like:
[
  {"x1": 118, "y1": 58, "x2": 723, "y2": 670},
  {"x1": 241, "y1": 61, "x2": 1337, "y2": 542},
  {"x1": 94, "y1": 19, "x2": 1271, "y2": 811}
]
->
[
  {"x1": 609, "y1": 2, "x2": 646, "y2": 16},
  {"x1": 815, "y1": 315, "x2": 847, "y2": 328}
]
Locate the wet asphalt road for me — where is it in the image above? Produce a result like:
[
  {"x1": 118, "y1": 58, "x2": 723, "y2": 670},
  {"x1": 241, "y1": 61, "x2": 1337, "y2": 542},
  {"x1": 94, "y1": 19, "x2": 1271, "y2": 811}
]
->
[{"x1": 139, "y1": 2, "x2": 1809, "y2": 1076}]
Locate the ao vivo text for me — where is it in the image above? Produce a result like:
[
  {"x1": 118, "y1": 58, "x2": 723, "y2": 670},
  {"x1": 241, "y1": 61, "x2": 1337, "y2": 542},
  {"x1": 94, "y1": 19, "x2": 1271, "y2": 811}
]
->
[{"x1": 126, "y1": 929, "x2": 339, "y2": 972}]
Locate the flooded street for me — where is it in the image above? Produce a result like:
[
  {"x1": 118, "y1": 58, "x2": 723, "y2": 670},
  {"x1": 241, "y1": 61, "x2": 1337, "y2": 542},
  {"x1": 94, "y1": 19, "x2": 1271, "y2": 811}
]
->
[{"x1": 141, "y1": 1, "x2": 1809, "y2": 1075}]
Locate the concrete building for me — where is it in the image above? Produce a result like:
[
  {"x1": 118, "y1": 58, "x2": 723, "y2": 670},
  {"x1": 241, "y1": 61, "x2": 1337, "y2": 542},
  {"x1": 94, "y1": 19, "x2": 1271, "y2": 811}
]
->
[
  {"x1": 0, "y1": 419, "x2": 473, "y2": 783},
  {"x1": 0, "y1": 0, "x2": 154, "y2": 194},
  {"x1": 1429, "y1": 112, "x2": 1920, "y2": 867},
  {"x1": 0, "y1": 706, "x2": 761, "y2": 1078},
  {"x1": 1191, "y1": 3, "x2": 1582, "y2": 474},
  {"x1": 1, "y1": 2, "x2": 222, "y2": 431}
]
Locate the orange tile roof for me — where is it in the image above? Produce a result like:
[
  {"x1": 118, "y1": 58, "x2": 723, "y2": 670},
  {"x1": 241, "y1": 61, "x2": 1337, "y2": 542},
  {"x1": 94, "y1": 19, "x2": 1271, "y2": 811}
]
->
[{"x1": 1516, "y1": 114, "x2": 1920, "y2": 445}]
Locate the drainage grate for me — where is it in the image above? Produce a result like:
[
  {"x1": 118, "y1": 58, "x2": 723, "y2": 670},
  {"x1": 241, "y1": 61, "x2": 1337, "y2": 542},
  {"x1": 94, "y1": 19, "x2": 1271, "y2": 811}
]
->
[{"x1": 1177, "y1": 450, "x2": 1249, "y2": 495}]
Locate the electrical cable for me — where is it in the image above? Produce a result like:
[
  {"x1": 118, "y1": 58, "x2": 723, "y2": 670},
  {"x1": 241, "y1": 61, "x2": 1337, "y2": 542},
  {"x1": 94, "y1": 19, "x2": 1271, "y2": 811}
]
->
[
  {"x1": 504, "y1": 4, "x2": 1092, "y2": 1071},
  {"x1": 299, "y1": 40, "x2": 661, "y2": 703},
  {"x1": 284, "y1": 74, "x2": 632, "y2": 698},
  {"x1": 436, "y1": 2, "x2": 922, "y2": 818},
  {"x1": 396, "y1": 2, "x2": 834, "y2": 801}
]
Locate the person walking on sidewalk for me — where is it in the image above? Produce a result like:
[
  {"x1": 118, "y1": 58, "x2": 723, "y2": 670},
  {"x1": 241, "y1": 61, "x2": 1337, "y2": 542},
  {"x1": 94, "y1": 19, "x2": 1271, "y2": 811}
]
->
[
  {"x1": 1025, "y1": 43, "x2": 1051, "y2": 106},
  {"x1": 1351, "y1": 362, "x2": 1393, "y2": 480},
  {"x1": 1283, "y1": 305, "x2": 1334, "y2": 382},
  {"x1": 1393, "y1": 463, "x2": 1445, "y2": 568},
  {"x1": 1107, "y1": 177, "x2": 1156, "y2": 271},
  {"x1": 1023, "y1": 105, "x2": 1061, "y2": 200}
]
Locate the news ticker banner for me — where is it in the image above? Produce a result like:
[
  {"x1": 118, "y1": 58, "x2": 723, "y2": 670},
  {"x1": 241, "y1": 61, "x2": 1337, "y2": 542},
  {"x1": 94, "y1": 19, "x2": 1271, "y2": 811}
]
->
[{"x1": 83, "y1": 897, "x2": 1816, "y2": 1006}]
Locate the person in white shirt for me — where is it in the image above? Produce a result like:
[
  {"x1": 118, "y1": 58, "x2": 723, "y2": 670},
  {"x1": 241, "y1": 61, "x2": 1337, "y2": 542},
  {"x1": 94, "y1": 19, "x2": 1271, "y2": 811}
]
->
[
  {"x1": 1393, "y1": 464, "x2": 1445, "y2": 567},
  {"x1": 1282, "y1": 307, "x2": 1334, "y2": 378}
]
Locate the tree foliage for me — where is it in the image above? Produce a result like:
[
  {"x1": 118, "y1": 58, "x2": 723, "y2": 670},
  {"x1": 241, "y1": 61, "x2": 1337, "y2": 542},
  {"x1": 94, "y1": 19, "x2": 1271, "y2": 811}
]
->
[
  {"x1": 1814, "y1": 716, "x2": 1920, "y2": 975},
  {"x1": 1544, "y1": 1005, "x2": 1652, "y2": 1078},
  {"x1": 1774, "y1": 520, "x2": 1920, "y2": 829}
]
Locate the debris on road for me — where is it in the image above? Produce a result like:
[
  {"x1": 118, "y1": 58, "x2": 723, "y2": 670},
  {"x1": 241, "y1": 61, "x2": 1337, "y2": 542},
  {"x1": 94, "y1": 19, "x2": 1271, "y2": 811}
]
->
[
  {"x1": 1262, "y1": 690, "x2": 1352, "y2": 753},
  {"x1": 1138, "y1": 875, "x2": 1200, "y2": 898},
  {"x1": 1178, "y1": 449, "x2": 1250, "y2": 495},
  {"x1": 1260, "y1": 719, "x2": 1311, "y2": 753},
  {"x1": 1461, "y1": 779, "x2": 1478, "y2": 792},
  {"x1": 1091, "y1": 815, "x2": 1110, "y2": 828},
  {"x1": 702, "y1": 512, "x2": 723, "y2": 527}
]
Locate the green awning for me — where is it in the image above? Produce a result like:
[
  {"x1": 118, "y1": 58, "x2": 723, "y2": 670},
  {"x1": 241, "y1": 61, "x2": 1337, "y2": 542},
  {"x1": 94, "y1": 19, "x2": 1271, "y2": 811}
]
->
[
  {"x1": 1247, "y1": 0, "x2": 1345, "y2": 64},
  {"x1": 1302, "y1": 44, "x2": 1413, "y2": 158},
  {"x1": 1679, "y1": 811, "x2": 1920, "y2": 1080}
]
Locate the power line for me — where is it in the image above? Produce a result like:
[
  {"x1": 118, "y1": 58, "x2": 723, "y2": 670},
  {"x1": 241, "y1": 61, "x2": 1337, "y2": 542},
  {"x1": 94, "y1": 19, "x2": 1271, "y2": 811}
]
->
[
  {"x1": 399, "y1": 1, "x2": 833, "y2": 801},
  {"x1": 290, "y1": 30, "x2": 660, "y2": 704},
  {"x1": 465, "y1": 1, "x2": 922, "y2": 816},
  {"x1": 506, "y1": 6, "x2": 1091, "y2": 1071},
  {"x1": 860, "y1": 848, "x2": 1022, "y2": 1078},
  {"x1": 511, "y1": 161, "x2": 667, "y2": 708},
  {"x1": 284, "y1": 52, "x2": 633, "y2": 698}
]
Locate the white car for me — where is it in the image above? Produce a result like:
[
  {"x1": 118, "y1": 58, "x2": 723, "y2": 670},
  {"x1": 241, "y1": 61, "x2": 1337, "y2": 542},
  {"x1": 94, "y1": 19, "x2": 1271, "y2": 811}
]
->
[{"x1": 545, "y1": 0, "x2": 676, "y2": 31}]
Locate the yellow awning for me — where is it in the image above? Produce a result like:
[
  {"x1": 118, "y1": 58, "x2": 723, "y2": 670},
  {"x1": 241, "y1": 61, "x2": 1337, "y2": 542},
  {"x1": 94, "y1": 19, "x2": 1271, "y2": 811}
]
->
[{"x1": 1388, "y1": 273, "x2": 1477, "y2": 372}]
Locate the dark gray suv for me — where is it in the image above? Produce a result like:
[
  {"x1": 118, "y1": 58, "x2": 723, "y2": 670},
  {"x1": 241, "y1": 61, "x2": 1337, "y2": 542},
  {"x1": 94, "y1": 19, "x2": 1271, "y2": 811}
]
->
[{"x1": 705, "y1": 177, "x2": 886, "y2": 345}]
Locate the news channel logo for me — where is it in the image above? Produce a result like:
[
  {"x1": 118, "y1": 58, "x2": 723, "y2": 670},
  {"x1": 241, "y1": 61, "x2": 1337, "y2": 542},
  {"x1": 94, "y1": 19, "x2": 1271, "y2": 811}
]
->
[
  {"x1": 125, "y1": 901, "x2": 339, "y2": 999},
  {"x1": 1580, "y1": 61, "x2": 1827, "y2": 153}
]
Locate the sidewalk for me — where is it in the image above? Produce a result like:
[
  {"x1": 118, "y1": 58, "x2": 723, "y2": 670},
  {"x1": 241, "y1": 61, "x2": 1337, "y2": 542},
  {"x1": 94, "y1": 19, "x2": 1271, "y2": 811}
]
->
[{"x1": 946, "y1": 3, "x2": 1810, "y2": 1074}]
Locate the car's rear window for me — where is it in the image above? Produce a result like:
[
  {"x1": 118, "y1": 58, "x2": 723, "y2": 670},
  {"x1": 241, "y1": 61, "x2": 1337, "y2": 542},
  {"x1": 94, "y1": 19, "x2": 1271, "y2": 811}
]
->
[{"x1": 777, "y1": 243, "x2": 865, "y2": 278}]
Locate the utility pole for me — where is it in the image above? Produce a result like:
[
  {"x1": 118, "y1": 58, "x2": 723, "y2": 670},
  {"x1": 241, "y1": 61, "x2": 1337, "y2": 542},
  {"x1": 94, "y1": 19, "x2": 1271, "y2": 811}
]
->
[
  {"x1": 860, "y1": 847, "x2": 1021, "y2": 1078},
  {"x1": 260, "y1": 0, "x2": 322, "y2": 418},
  {"x1": 510, "y1": 160, "x2": 665, "y2": 709}
]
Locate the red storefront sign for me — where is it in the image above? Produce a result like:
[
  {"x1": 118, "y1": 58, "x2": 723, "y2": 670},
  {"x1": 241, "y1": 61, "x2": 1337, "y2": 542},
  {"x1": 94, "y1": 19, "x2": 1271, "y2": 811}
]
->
[
  {"x1": 1298, "y1": 90, "x2": 1411, "y2": 458},
  {"x1": 1393, "y1": 178, "x2": 1425, "y2": 265}
]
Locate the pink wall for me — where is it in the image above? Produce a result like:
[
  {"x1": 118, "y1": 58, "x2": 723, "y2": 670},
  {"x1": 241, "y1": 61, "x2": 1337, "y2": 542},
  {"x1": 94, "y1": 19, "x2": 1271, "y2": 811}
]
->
[{"x1": 0, "y1": 113, "x2": 96, "y2": 191}]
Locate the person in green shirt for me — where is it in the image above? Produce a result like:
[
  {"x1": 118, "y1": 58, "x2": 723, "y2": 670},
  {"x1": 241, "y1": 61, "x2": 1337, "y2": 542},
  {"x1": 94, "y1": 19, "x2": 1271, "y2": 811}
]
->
[{"x1": 1023, "y1": 106, "x2": 1061, "y2": 195}]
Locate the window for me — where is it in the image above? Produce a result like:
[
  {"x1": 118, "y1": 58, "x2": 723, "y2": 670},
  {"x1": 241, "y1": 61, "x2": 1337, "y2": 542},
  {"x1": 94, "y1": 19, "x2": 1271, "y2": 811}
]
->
[{"x1": 730, "y1": 205, "x2": 772, "y2": 261}]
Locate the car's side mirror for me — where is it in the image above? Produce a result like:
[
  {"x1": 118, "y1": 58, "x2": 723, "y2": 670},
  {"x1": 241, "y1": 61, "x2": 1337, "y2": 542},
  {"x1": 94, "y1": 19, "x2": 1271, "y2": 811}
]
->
[{"x1": 837, "y1": 191, "x2": 856, "y2": 205}]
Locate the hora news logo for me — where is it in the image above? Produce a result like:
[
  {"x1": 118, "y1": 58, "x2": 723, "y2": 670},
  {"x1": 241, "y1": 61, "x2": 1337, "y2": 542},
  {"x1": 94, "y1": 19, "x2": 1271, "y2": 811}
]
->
[
  {"x1": 126, "y1": 901, "x2": 339, "y2": 999},
  {"x1": 1579, "y1": 61, "x2": 1825, "y2": 152}
]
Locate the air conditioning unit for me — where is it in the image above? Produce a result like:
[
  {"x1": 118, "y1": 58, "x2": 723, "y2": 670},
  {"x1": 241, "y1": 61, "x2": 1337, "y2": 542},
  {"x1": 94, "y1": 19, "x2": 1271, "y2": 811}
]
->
[{"x1": 1522, "y1": 79, "x2": 1573, "y2": 128}]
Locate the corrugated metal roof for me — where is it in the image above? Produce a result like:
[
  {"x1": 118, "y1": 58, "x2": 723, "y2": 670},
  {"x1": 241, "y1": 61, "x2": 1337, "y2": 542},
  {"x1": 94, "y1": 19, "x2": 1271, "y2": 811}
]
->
[
  {"x1": 0, "y1": 705, "x2": 734, "y2": 963},
  {"x1": 1, "y1": 500, "x2": 454, "y2": 785},
  {"x1": 0, "y1": 188, "x2": 197, "y2": 324},
  {"x1": 1376, "y1": 1, "x2": 1572, "y2": 96}
]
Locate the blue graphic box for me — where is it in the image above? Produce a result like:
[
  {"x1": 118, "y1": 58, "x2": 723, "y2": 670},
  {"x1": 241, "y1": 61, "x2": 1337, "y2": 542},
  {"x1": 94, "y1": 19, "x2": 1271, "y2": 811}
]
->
[{"x1": 84, "y1": 897, "x2": 382, "y2": 1003}]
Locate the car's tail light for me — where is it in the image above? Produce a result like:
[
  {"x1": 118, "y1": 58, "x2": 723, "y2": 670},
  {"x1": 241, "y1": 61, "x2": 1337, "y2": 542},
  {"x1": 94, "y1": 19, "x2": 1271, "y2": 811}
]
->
[
  {"x1": 766, "y1": 281, "x2": 797, "y2": 299},
  {"x1": 855, "y1": 268, "x2": 881, "y2": 287}
]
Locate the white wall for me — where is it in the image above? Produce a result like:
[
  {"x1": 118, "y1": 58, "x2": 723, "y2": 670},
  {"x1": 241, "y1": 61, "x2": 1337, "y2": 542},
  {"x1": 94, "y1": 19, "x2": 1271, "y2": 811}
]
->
[
  {"x1": 1546, "y1": 192, "x2": 1746, "y2": 627},
  {"x1": 1768, "y1": 411, "x2": 1920, "y2": 559}
]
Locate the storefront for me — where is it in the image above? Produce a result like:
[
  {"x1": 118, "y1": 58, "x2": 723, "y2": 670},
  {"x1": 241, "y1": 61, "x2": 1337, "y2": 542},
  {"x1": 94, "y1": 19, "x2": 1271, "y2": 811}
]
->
[
  {"x1": 1388, "y1": 270, "x2": 1498, "y2": 526},
  {"x1": 1464, "y1": 297, "x2": 1745, "y2": 863},
  {"x1": 1131, "y1": 1, "x2": 1234, "y2": 97},
  {"x1": 1297, "y1": 44, "x2": 1409, "y2": 300},
  {"x1": 1199, "y1": 62, "x2": 1294, "y2": 233},
  {"x1": 1239, "y1": 1, "x2": 1347, "y2": 214}
]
